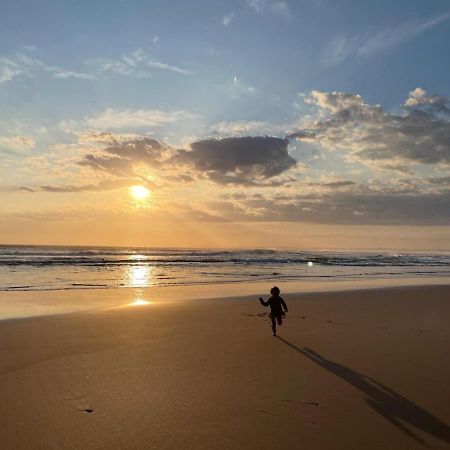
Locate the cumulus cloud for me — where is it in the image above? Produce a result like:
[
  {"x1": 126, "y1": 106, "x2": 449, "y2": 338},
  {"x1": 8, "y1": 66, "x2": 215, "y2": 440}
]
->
[
  {"x1": 76, "y1": 135, "x2": 297, "y2": 186},
  {"x1": 323, "y1": 13, "x2": 450, "y2": 65},
  {"x1": 405, "y1": 87, "x2": 450, "y2": 117},
  {"x1": 291, "y1": 88, "x2": 450, "y2": 166},
  {"x1": 172, "y1": 136, "x2": 296, "y2": 185}
]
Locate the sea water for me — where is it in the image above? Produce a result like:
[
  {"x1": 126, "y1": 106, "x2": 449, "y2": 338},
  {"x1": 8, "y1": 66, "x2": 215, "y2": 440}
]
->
[{"x1": 1, "y1": 245, "x2": 449, "y2": 292}]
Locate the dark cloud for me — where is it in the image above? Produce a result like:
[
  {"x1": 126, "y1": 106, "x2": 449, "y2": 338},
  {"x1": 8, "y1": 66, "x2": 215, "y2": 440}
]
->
[
  {"x1": 426, "y1": 175, "x2": 450, "y2": 186},
  {"x1": 78, "y1": 138, "x2": 170, "y2": 175},
  {"x1": 77, "y1": 136, "x2": 297, "y2": 186},
  {"x1": 172, "y1": 136, "x2": 296, "y2": 185},
  {"x1": 308, "y1": 180, "x2": 356, "y2": 188},
  {"x1": 209, "y1": 190, "x2": 450, "y2": 225}
]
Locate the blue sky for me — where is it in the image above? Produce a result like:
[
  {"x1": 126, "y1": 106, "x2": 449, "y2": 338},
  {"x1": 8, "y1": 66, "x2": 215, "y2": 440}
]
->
[
  {"x1": 0, "y1": 0, "x2": 449, "y2": 248},
  {"x1": 1, "y1": 0, "x2": 449, "y2": 124}
]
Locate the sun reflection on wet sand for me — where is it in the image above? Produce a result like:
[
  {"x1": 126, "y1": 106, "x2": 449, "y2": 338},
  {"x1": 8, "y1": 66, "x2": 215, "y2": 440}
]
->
[
  {"x1": 129, "y1": 298, "x2": 151, "y2": 306},
  {"x1": 126, "y1": 265, "x2": 152, "y2": 307}
]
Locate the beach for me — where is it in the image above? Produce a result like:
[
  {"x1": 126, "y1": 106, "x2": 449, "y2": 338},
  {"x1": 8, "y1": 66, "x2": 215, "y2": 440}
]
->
[{"x1": 0, "y1": 284, "x2": 449, "y2": 449}]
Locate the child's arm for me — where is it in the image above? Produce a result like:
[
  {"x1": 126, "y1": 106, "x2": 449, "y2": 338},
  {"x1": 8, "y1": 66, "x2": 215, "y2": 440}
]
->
[
  {"x1": 280, "y1": 297, "x2": 288, "y2": 312},
  {"x1": 259, "y1": 297, "x2": 269, "y2": 306}
]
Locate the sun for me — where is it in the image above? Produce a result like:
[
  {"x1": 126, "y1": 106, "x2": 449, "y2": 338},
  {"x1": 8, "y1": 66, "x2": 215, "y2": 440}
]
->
[{"x1": 129, "y1": 185, "x2": 150, "y2": 200}]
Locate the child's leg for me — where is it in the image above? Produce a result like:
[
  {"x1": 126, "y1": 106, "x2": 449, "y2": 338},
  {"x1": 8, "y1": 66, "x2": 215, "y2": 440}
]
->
[{"x1": 271, "y1": 316, "x2": 277, "y2": 335}]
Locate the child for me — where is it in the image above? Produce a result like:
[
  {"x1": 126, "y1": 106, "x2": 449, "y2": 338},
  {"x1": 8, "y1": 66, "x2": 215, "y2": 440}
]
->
[{"x1": 259, "y1": 286, "x2": 288, "y2": 336}]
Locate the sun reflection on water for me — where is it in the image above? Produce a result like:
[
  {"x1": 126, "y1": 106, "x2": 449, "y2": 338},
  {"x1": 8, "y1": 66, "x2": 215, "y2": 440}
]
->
[
  {"x1": 127, "y1": 265, "x2": 152, "y2": 288},
  {"x1": 126, "y1": 265, "x2": 152, "y2": 307}
]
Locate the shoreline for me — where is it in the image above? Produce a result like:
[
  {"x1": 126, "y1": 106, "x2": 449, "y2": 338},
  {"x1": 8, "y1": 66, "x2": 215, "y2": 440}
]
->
[{"x1": 1, "y1": 275, "x2": 450, "y2": 321}]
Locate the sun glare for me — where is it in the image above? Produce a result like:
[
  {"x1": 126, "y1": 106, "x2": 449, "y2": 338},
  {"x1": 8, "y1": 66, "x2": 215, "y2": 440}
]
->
[
  {"x1": 129, "y1": 185, "x2": 150, "y2": 200},
  {"x1": 129, "y1": 298, "x2": 150, "y2": 306}
]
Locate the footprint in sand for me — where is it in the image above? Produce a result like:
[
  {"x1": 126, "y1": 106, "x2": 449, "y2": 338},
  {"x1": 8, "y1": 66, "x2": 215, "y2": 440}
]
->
[{"x1": 283, "y1": 399, "x2": 319, "y2": 406}]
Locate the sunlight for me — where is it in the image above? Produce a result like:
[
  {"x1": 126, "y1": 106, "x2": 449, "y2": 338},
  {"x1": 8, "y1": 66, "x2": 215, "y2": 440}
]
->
[
  {"x1": 129, "y1": 185, "x2": 150, "y2": 201},
  {"x1": 127, "y1": 264, "x2": 152, "y2": 287},
  {"x1": 129, "y1": 298, "x2": 150, "y2": 306}
]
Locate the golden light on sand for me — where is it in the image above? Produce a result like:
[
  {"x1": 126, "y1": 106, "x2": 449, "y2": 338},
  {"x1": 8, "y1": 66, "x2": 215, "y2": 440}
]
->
[
  {"x1": 129, "y1": 185, "x2": 150, "y2": 200},
  {"x1": 129, "y1": 298, "x2": 150, "y2": 306}
]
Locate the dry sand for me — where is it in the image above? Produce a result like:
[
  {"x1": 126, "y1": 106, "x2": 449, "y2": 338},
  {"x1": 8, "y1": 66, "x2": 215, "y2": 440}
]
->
[{"x1": 0, "y1": 285, "x2": 449, "y2": 449}]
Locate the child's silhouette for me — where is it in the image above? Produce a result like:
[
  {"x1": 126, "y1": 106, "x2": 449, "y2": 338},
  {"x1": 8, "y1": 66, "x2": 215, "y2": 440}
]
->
[{"x1": 259, "y1": 286, "x2": 288, "y2": 336}]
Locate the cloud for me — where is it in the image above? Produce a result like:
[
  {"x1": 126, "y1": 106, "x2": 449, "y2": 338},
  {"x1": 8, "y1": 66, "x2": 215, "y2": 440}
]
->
[
  {"x1": 0, "y1": 135, "x2": 36, "y2": 154},
  {"x1": 308, "y1": 180, "x2": 356, "y2": 188},
  {"x1": 223, "y1": 12, "x2": 235, "y2": 26},
  {"x1": 210, "y1": 188, "x2": 450, "y2": 225},
  {"x1": 0, "y1": 47, "x2": 192, "y2": 86},
  {"x1": 426, "y1": 175, "x2": 450, "y2": 186},
  {"x1": 290, "y1": 88, "x2": 450, "y2": 166},
  {"x1": 206, "y1": 48, "x2": 220, "y2": 57},
  {"x1": 323, "y1": 12, "x2": 450, "y2": 65},
  {"x1": 0, "y1": 50, "x2": 94, "y2": 83},
  {"x1": 0, "y1": 64, "x2": 22, "y2": 83},
  {"x1": 209, "y1": 120, "x2": 275, "y2": 136},
  {"x1": 60, "y1": 109, "x2": 197, "y2": 135},
  {"x1": 78, "y1": 138, "x2": 173, "y2": 175},
  {"x1": 0, "y1": 52, "x2": 41, "y2": 83},
  {"x1": 83, "y1": 108, "x2": 197, "y2": 131},
  {"x1": 51, "y1": 70, "x2": 95, "y2": 80},
  {"x1": 269, "y1": 2, "x2": 291, "y2": 21},
  {"x1": 14, "y1": 179, "x2": 139, "y2": 193},
  {"x1": 87, "y1": 48, "x2": 193, "y2": 77},
  {"x1": 246, "y1": 0, "x2": 292, "y2": 20},
  {"x1": 404, "y1": 87, "x2": 450, "y2": 117},
  {"x1": 77, "y1": 135, "x2": 296, "y2": 186},
  {"x1": 172, "y1": 136, "x2": 296, "y2": 185}
]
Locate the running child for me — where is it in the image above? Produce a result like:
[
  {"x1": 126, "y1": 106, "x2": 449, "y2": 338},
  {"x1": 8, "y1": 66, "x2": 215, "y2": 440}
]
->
[{"x1": 259, "y1": 286, "x2": 288, "y2": 336}]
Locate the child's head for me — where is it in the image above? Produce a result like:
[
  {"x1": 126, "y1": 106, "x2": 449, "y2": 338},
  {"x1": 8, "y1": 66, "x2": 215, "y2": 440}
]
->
[{"x1": 270, "y1": 286, "x2": 280, "y2": 296}]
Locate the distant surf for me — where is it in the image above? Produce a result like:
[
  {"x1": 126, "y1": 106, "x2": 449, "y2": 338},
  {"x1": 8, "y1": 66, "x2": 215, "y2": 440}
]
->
[{"x1": 1, "y1": 245, "x2": 449, "y2": 292}]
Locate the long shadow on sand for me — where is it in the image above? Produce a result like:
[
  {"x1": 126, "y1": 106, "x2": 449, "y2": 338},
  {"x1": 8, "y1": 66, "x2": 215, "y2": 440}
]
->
[{"x1": 277, "y1": 337, "x2": 449, "y2": 447}]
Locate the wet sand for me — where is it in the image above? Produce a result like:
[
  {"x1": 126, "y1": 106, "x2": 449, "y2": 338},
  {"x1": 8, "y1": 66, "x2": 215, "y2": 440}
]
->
[{"x1": 0, "y1": 284, "x2": 449, "y2": 449}]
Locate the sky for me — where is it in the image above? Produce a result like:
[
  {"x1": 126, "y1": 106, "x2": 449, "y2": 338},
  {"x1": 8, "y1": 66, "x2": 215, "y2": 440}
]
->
[{"x1": 0, "y1": 0, "x2": 449, "y2": 250}]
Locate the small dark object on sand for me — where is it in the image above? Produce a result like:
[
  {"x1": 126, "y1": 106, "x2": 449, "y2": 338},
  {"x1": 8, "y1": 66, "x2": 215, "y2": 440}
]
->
[{"x1": 79, "y1": 408, "x2": 94, "y2": 413}]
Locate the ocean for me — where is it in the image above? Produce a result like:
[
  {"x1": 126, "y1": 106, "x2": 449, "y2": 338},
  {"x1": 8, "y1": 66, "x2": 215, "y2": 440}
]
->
[{"x1": 1, "y1": 245, "x2": 449, "y2": 292}]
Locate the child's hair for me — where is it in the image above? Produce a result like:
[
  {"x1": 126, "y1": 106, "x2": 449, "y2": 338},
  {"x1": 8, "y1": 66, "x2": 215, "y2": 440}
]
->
[{"x1": 270, "y1": 286, "x2": 280, "y2": 295}]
